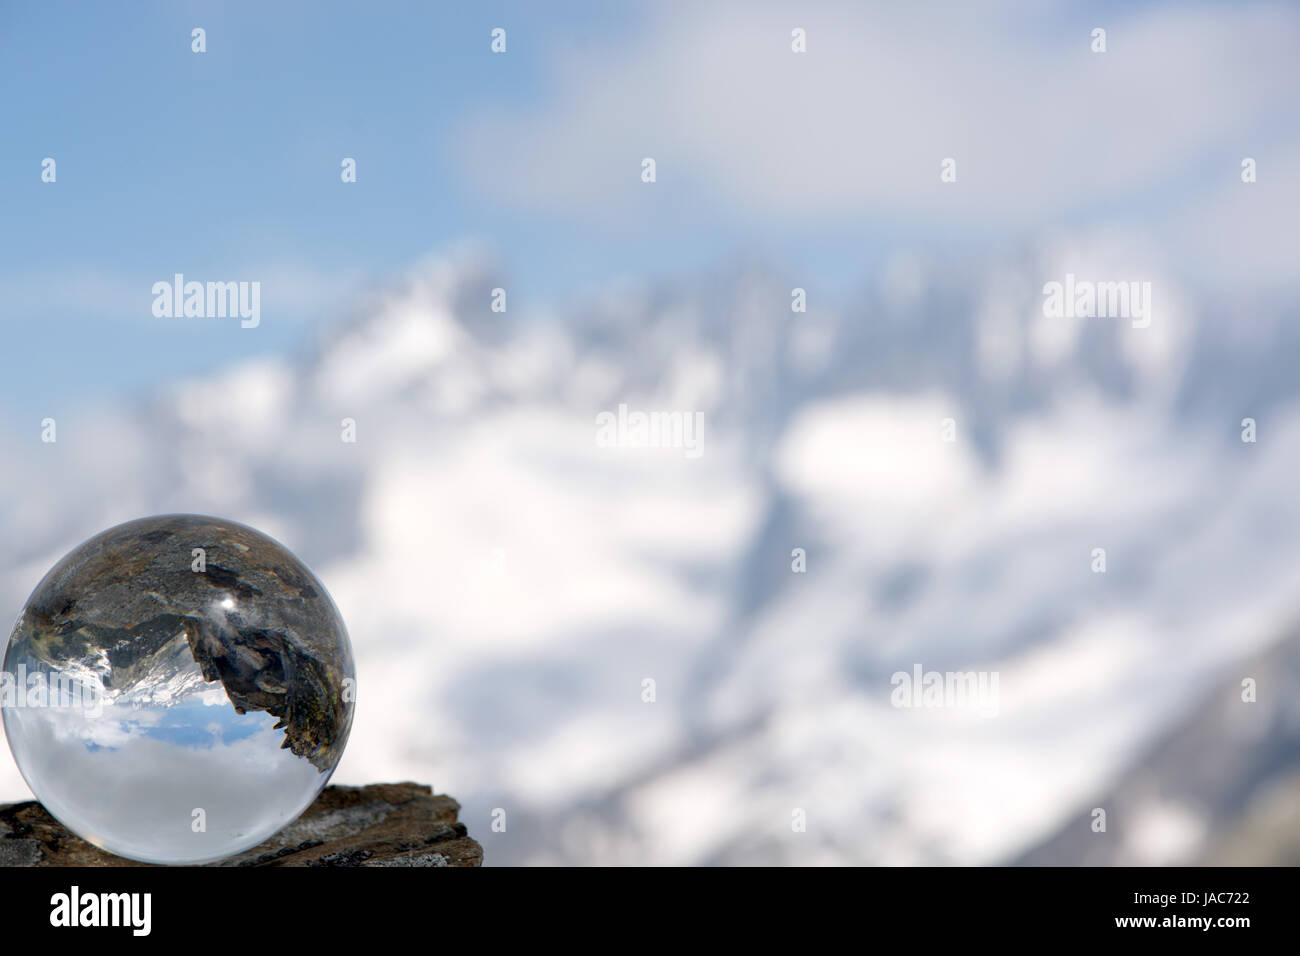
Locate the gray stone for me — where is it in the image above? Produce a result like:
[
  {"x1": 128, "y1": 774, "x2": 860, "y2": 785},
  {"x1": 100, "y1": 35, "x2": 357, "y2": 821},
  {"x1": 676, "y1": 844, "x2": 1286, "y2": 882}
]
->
[{"x1": 0, "y1": 782, "x2": 482, "y2": 867}]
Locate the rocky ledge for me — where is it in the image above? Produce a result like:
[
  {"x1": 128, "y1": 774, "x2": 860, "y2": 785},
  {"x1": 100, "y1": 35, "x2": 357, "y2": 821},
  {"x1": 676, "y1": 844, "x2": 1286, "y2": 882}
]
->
[{"x1": 0, "y1": 782, "x2": 482, "y2": 867}]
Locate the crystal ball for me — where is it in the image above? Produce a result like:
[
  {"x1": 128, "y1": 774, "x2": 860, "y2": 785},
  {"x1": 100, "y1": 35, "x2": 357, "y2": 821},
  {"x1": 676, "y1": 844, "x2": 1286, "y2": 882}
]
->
[{"x1": 2, "y1": 514, "x2": 355, "y2": 864}]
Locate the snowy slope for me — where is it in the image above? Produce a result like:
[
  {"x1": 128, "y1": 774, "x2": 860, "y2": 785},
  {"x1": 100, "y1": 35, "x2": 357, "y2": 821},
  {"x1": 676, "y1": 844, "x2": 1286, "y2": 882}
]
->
[{"x1": 1, "y1": 243, "x2": 1297, "y2": 865}]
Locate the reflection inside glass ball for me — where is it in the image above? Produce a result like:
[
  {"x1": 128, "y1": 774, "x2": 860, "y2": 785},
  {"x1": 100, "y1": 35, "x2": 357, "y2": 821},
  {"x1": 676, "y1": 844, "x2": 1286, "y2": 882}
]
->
[{"x1": 2, "y1": 514, "x2": 355, "y2": 864}]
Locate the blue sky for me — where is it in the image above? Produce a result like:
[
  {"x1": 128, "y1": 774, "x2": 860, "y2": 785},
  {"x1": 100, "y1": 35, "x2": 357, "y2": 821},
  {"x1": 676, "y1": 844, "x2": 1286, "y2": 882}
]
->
[
  {"x1": 2, "y1": 0, "x2": 1296, "y2": 422},
  {"x1": 0, "y1": 2, "x2": 643, "y2": 418}
]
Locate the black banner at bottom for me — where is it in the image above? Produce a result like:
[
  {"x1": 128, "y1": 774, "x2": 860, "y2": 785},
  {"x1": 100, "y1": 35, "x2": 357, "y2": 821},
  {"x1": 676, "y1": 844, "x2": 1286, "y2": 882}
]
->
[{"x1": 0, "y1": 864, "x2": 1281, "y2": 943}]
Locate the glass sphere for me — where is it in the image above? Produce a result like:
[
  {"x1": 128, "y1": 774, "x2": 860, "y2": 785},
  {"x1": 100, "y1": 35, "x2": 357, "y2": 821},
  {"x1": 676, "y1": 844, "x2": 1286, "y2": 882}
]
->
[{"x1": 2, "y1": 514, "x2": 355, "y2": 865}]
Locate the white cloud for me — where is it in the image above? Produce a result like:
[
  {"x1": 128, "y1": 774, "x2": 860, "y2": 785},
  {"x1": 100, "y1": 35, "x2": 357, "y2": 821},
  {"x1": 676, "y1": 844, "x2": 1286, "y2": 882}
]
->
[{"x1": 458, "y1": 0, "x2": 1300, "y2": 282}]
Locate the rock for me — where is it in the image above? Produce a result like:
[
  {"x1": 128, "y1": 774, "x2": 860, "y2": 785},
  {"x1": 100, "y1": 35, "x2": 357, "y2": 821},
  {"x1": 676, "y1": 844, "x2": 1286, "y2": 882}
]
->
[{"x1": 0, "y1": 782, "x2": 482, "y2": 867}]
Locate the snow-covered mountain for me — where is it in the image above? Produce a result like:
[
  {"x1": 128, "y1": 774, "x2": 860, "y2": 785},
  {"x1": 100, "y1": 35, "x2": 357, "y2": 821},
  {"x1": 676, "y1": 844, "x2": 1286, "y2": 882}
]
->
[
  {"x1": 2, "y1": 241, "x2": 1297, "y2": 865},
  {"x1": 1017, "y1": 618, "x2": 1300, "y2": 866}
]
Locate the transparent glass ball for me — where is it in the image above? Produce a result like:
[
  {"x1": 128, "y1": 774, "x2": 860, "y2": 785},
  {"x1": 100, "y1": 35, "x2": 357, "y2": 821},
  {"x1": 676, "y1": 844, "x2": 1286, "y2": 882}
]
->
[{"x1": 2, "y1": 514, "x2": 355, "y2": 865}]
